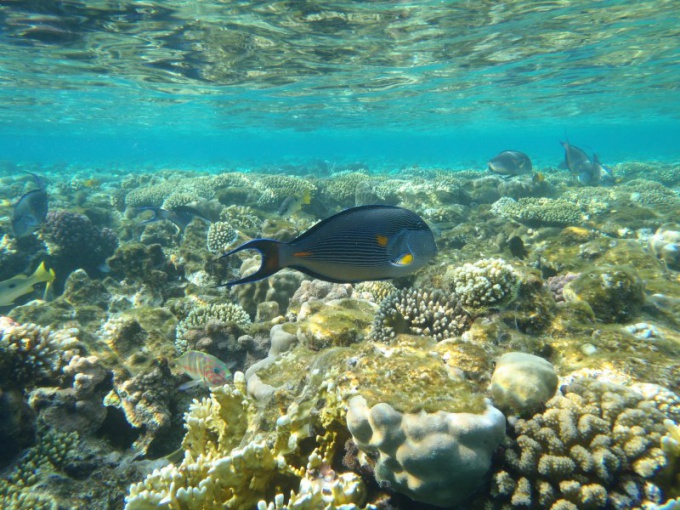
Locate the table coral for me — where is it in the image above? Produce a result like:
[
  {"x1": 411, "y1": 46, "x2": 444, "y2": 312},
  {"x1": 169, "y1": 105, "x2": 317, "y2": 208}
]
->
[
  {"x1": 371, "y1": 287, "x2": 471, "y2": 342},
  {"x1": 489, "y1": 377, "x2": 671, "y2": 509},
  {"x1": 491, "y1": 197, "x2": 584, "y2": 227}
]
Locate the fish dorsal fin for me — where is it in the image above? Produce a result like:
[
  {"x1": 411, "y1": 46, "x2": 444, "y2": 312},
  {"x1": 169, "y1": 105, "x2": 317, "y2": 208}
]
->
[{"x1": 290, "y1": 205, "x2": 404, "y2": 246}]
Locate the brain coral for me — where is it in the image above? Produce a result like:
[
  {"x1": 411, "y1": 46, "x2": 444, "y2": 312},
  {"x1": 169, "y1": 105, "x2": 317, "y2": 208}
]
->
[
  {"x1": 489, "y1": 377, "x2": 671, "y2": 509},
  {"x1": 446, "y1": 258, "x2": 520, "y2": 313},
  {"x1": 371, "y1": 288, "x2": 471, "y2": 342},
  {"x1": 491, "y1": 197, "x2": 584, "y2": 227}
]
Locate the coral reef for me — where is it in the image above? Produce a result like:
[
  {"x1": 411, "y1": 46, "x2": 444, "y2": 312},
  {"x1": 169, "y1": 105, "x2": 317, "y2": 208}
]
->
[
  {"x1": 488, "y1": 377, "x2": 671, "y2": 509},
  {"x1": 491, "y1": 197, "x2": 584, "y2": 227},
  {"x1": 206, "y1": 221, "x2": 238, "y2": 253},
  {"x1": 40, "y1": 210, "x2": 118, "y2": 273},
  {"x1": 347, "y1": 395, "x2": 505, "y2": 507},
  {"x1": 446, "y1": 258, "x2": 521, "y2": 314},
  {"x1": 562, "y1": 266, "x2": 645, "y2": 323},
  {"x1": 371, "y1": 288, "x2": 471, "y2": 342},
  {"x1": 175, "y1": 301, "x2": 251, "y2": 353},
  {"x1": 490, "y1": 352, "x2": 558, "y2": 417}
]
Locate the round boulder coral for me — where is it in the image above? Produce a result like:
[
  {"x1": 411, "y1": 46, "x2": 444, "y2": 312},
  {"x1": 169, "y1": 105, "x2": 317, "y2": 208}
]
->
[
  {"x1": 562, "y1": 265, "x2": 645, "y2": 323},
  {"x1": 347, "y1": 395, "x2": 506, "y2": 507},
  {"x1": 490, "y1": 352, "x2": 558, "y2": 417}
]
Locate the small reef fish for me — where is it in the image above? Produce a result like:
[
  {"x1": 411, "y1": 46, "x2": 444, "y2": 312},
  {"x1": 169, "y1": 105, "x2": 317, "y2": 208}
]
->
[
  {"x1": 176, "y1": 350, "x2": 232, "y2": 390},
  {"x1": 11, "y1": 173, "x2": 48, "y2": 238},
  {"x1": 220, "y1": 205, "x2": 437, "y2": 286},
  {"x1": 278, "y1": 189, "x2": 311, "y2": 217},
  {"x1": 559, "y1": 140, "x2": 592, "y2": 176},
  {"x1": 487, "y1": 150, "x2": 533, "y2": 176},
  {"x1": 508, "y1": 236, "x2": 528, "y2": 260},
  {"x1": 0, "y1": 261, "x2": 55, "y2": 307},
  {"x1": 136, "y1": 206, "x2": 210, "y2": 232}
]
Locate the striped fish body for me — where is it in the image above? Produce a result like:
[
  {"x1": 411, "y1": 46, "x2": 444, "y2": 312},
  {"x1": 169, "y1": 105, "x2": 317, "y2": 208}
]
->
[
  {"x1": 221, "y1": 205, "x2": 437, "y2": 286},
  {"x1": 177, "y1": 350, "x2": 231, "y2": 388}
]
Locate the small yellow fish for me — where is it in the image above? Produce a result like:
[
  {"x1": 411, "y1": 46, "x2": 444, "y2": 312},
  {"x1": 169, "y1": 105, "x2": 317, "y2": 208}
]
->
[
  {"x1": 176, "y1": 350, "x2": 232, "y2": 390},
  {"x1": 278, "y1": 189, "x2": 312, "y2": 217},
  {"x1": 532, "y1": 172, "x2": 545, "y2": 183},
  {"x1": 0, "y1": 261, "x2": 55, "y2": 307},
  {"x1": 82, "y1": 178, "x2": 100, "y2": 188}
]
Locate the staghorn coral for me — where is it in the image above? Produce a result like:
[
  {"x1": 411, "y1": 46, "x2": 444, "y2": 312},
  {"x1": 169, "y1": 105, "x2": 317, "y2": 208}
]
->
[
  {"x1": 346, "y1": 394, "x2": 505, "y2": 507},
  {"x1": 320, "y1": 171, "x2": 372, "y2": 206},
  {"x1": 371, "y1": 287, "x2": 471, "y2": 342},
  {"x1": 206, "y1": 221, "x2": 238, "y2": 253},
  {"x1": 175, "y1": 302, "x2": 251, "y2": 353},
  {"x1": 489, "y1": 377, "x2": 671, "y2": 509},
  {"x1": 623, "y1": 179, "x2": 680, "y2": 208},
  {"x1": 125, "y1": 176, "x2": 219, "y2": 208},
  {"x1": 491, "y1": 197, "x2": 585, "y2": 227},
  {"x1": 446, "y1": 258, "x2": 521, "y2": 314},
  {"x1": 219, "y1": 205, "x2": 260, "y2": 234}
]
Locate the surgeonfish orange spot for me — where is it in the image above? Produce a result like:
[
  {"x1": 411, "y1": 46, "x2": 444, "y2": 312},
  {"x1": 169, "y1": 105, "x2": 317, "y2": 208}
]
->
[
  {"x1": 376, "y1": 234, "x2": 388, "y2": 246},
  {"x1": 294, "y1": 251, "x2": 313, "y2": 257}
]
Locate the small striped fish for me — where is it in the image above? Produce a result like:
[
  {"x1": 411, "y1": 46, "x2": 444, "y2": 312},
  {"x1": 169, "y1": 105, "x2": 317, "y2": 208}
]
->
[{"x1": 176, "y1": 350, "x2": 232, "y2": 390}]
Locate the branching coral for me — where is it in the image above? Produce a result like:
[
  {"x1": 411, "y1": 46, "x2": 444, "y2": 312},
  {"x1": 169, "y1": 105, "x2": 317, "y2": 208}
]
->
[
  {"x1": 446, "y1": 258, "x2": 521, "y2": 314},
  {"x1": 206, "y1": 221, "x2": 238, "y2": 253},
  {"x1": 371, "y1": 287, "x2": 471, "y2": 342},
  {"x1": 489, "y1": 377, "x2": 671, "y2": 509},
  {"x1": 175, "y1": 302, "x2": 251, "y2": 353}
]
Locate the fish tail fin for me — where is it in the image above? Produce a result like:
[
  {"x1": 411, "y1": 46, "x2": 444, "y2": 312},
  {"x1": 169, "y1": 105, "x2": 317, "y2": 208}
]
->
[
  {"x1": 218, "y1": 238, "x2": 285, "y2": 286},
  {"x1": 32, "y1": 261, "x2": 53, "y2": 282},
  {"x1": 302, "y1": 189, "x2": 311, "y2": 205},
  {"x1": 43, "y1": 279, "x2": 54, "y2": 302}
]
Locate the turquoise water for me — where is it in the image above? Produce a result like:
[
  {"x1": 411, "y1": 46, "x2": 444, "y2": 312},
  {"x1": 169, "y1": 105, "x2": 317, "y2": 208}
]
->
[{"x1": 1, "y1": 0, "x2": 678, "y2": 168}]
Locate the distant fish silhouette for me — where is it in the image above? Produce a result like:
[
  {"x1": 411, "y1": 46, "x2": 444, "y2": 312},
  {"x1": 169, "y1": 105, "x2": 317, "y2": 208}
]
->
[
  {"x1": 559, "y1": 140, "x2": 592, "y2": 176},
  {"x1": 11, "y1": 173, "x2": 48, "y2": 238},
  {"x1": 488, "y1": 151, "x2": 533, "y2": 176},
  {"x1": 219, "y1": 205, "x2": 437, "y2": 286},
  {"x1": 136, "y1": 206, "x2": 210, "y2": 233}
]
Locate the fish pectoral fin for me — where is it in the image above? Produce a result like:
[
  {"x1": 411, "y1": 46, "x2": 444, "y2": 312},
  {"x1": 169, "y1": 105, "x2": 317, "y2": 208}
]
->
[
  {"x1": 178, "y1": 379, "x2": 203, "y2": 391},
  {"x1": 391, "y1": 251, "x2": 414, "y2": 266}
]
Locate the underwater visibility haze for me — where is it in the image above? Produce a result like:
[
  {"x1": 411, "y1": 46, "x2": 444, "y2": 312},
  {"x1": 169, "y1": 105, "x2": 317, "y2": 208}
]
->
[{"x1": 0, "y1": 1, "x2": 680, "y2": 509}]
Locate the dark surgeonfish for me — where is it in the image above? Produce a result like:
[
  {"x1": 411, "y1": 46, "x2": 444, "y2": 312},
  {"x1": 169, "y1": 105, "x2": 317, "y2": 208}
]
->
[
  {"x1": 136, "y1": 206, "x2": 211, "y2": 232},
  {"x1": 219, "y1": 205, "x2": 437, "y2": 286},
  {"x1": 559, "y1": 140, "x2": 592, "y2": 176},
  {"x1": 588, "y1": 154, "x2": 616, "y2": 186},
  {"x1": 11, "y1": 173, "x2": 48, "y2": 238},
  {"x1": 488, "y1": 150, "x2": 533, "y2": 176}
]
